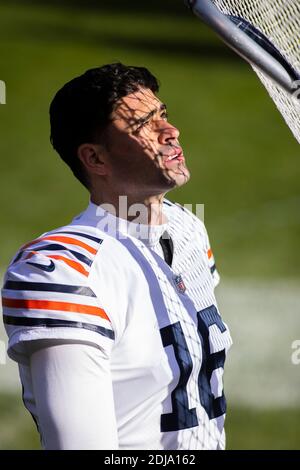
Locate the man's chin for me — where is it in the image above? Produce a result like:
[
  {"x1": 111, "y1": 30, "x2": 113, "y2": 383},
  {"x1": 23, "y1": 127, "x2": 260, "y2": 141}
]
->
[{"x1": 167, "y1": 166, "x2": 190, "y2": 188}]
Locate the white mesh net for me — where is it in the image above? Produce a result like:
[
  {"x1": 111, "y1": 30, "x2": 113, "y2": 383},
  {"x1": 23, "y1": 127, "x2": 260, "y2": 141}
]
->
[{"x1": 211, "y1": 0, "x2": 300, "y2": 143}]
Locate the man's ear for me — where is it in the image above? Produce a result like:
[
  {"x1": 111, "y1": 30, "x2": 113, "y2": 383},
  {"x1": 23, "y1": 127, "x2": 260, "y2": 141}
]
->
[{"x1": 77, "y1": 143, "x2": 110, "y2": 176}]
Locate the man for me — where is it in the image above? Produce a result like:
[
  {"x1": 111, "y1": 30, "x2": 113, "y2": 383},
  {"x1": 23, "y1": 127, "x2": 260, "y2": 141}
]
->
[{"x1": 2, "y1": 63, "x2": 232, "y2": 450}]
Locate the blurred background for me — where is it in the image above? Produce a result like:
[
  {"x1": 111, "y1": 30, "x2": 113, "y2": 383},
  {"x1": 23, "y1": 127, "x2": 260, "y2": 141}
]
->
[{"x1": 0, "y1": 0, "x2": 299, "y2": 449}]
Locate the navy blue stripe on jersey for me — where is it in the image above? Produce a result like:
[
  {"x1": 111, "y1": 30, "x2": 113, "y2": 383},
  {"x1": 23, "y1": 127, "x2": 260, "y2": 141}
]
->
[
  {"x1": 3, "y1": 315, "x2": 114, "y2": 340},
  {"x1": 3, "y1": 280, "x2": 96, "y2": 297},
  {"x1": 163, "y1": 200, "x2": 173, "y2": 207},
  {"x1": 210, "y1": 264, "x2": 216, "y2": 274},
  {"x1": 11, "y1": 232, "x2": 102, "y2": 267},
  {"x1": 163, "y1": 199, "x2": 187, "y2": 213},
  {"x1": 12, "y1": 251, "x2": 23, "y2": 264},
  {"x1": 32, "y1": 244, "x2": 93, "y2": 266},
  {"x1": 53, "y1": 231, "x2": 103, "y2": 244}
]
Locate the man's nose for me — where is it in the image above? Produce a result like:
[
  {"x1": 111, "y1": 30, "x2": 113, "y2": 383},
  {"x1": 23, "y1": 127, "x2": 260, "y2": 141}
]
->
[{"x1": 158, "y1": 121, "x2": 180, "y2": 145}]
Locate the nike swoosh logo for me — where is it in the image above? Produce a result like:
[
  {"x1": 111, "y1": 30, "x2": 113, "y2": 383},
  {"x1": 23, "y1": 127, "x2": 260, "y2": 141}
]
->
[{"x1": 27, "y1": 260, "x2": 55, "y2": 272}]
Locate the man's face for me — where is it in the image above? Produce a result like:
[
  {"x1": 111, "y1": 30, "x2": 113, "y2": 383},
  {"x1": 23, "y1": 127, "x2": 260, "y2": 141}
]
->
[{"x1": 102, "y1": 87, "x2": 190, "y2": 197}]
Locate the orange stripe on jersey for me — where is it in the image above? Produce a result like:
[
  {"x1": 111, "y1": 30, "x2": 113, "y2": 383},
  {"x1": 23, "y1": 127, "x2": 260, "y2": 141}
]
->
[
  {"x1": 2, "y1": 298, "x2": 110, "y2": 321},
  {"x1": 47, "y1": 255, "x2": 89, "y2": 277},
  {"x1": 207, "y1": 249, "x2": 213, "y2": 259},
  {"x1": 22, "y1": 236, "x2": 97, "y2": 255},
  {"x1": 44, "y1": 236, "x2": 97, "y2": 254}
]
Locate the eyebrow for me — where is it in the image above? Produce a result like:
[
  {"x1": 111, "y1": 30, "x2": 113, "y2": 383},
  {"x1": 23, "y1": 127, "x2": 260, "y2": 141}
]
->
[{"x1": 134, "y1": 103, "x2": 167, "y2": 127}]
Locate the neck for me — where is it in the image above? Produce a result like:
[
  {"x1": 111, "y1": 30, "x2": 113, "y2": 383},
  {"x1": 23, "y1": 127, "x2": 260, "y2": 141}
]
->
[{"x1": 90, "y1": 191, "x2": 167, "y2": 225}]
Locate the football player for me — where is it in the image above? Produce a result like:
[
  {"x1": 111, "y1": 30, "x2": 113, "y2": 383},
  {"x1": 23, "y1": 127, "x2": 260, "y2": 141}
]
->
[{"x1": 2, "y1": 63, "x2": 232, "y2": 450}]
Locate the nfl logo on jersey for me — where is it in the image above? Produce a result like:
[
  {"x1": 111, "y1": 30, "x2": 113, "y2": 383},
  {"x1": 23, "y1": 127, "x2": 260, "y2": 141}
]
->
[{"x1": 173, "y1": 274, "x2": 186, "y2": 294}]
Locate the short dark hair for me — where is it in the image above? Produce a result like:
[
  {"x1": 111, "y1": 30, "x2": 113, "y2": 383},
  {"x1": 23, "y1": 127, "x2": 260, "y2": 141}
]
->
[{"x1": 50, "y1": 62, "x2": 160, "y2": 188}]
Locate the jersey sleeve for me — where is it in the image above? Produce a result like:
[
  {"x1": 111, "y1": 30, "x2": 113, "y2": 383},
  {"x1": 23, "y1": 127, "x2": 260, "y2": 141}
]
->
[{"x1": 2, "y1": 243, "x2": 115, "y2": 365}]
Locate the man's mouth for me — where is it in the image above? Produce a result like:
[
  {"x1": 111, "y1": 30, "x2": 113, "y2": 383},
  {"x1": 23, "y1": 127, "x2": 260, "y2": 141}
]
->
[{"x1": 164, "y1": 148, "x2": 185, "y2": 165}]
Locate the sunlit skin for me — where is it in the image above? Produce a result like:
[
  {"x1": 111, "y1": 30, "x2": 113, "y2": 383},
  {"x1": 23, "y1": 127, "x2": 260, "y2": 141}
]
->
[{"x1": 78, "y1": 88, "x2": 190, "y2": 225}]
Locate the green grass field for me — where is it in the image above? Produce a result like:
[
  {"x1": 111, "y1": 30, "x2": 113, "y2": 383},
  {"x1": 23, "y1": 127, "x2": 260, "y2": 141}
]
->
[{"x1": 0, "y1": 0, "x2": 299, "y2": 450}]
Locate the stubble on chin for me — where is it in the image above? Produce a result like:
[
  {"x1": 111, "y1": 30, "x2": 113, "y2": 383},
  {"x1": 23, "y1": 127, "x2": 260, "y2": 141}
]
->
[{"x1": 161, "y1": 164, "x2": 190, "y2": 191}]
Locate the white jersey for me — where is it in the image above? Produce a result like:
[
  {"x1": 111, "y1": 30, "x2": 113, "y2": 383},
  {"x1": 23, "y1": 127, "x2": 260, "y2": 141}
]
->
[{"x1": 2, "y1": 199, "x2": 232, "y2": 450}]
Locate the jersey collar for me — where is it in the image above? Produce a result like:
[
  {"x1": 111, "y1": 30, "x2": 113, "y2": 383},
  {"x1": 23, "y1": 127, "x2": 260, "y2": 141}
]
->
[{"x1": 81, "y1": 201, "x2": 168, "y2": 248}]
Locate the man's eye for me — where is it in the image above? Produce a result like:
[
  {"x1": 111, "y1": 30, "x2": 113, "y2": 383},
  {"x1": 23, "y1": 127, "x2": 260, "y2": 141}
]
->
[
  {"x1": 133, "y1": 120, "x2": 150, "y2": 134},
  {"x1": 133, "y1": 124, "x2": 144, "y2": 134},
  {"x1": 161, "y1": 112, "x2": 168, "y2": 120}
]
